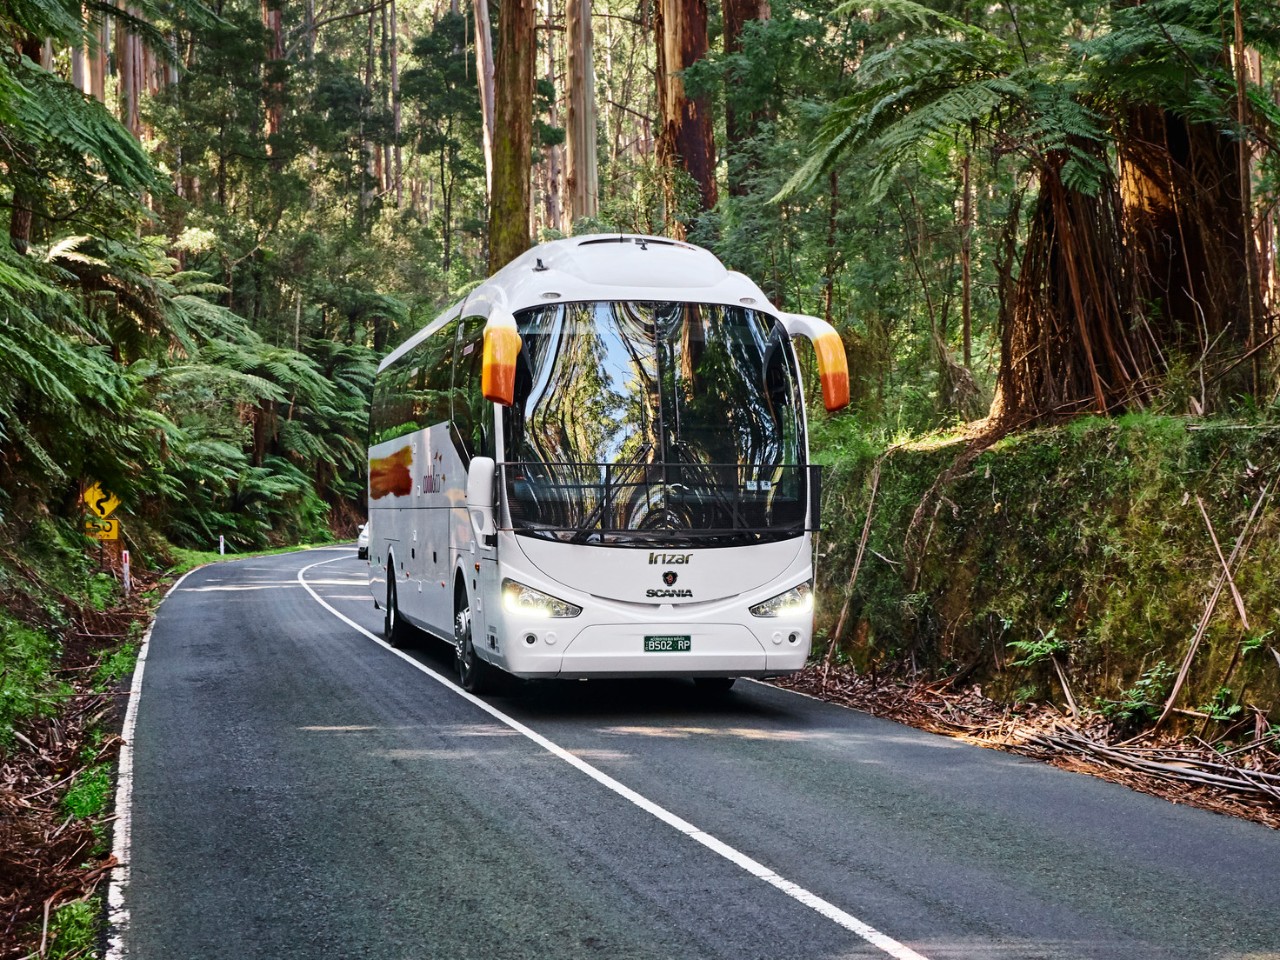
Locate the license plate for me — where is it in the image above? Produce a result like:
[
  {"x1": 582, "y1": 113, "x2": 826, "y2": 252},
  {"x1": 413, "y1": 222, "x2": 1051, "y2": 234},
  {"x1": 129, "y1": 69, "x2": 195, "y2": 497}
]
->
[{"x1": 644, "y1": 635, "x2": 691, "y2": 653}]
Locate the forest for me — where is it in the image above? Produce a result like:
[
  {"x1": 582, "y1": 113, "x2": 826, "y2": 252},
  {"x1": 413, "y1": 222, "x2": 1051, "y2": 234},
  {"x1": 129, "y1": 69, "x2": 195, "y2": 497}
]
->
[
  {"x1": 2, "y1": 0, "x2": 1280, "y2": 951},
  {"x1": 4, "y1": 0, "x2": 1280, "y2": 787}
]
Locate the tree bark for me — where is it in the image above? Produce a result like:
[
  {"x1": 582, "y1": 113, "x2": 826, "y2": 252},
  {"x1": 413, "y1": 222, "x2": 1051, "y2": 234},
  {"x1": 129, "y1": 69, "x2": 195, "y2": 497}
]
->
[
  {"x1": 391, "y1": 0, "x2": 403, "y2": 205},
  {"x1": 564, "y1": 0, "x2": 598, "y2": 226},
  {"x1": 542, "y1": 0, "x2": 563, "y2": 233},
  {"x1": 960, "y1": 145, "x2": 973, "y2": 369},
  {"x1": 262, "y1": 0, "x2": 285, "y2": 149},
  {"x1": 488, "y1": 0, "x2": 536, "y2": 272},
  {"x1": 655, "y1": 0, "x2": 716, "y2": 236},
  {"x1": 473, "y1": 0, "x2": 497, "y2": 197},
  {"x1": 89, "y1": 15, "x2": 107, "y2": 102}
]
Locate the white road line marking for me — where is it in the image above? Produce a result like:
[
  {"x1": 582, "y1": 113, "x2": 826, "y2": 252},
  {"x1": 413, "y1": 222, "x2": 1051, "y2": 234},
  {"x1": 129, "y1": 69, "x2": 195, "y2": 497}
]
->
[
  {"x1": 105, "y1": 568, "x2": 199, "y2": 960},
  {"x1": 299, "y1": 556, "x2": 933, "y2": 960}
]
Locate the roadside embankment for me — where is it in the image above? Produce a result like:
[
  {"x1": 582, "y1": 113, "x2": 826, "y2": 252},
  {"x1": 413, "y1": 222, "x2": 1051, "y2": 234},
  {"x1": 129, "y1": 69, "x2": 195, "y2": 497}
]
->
[{"x1": 808, "y1": 414, "x2": 1280, "y2": 814}]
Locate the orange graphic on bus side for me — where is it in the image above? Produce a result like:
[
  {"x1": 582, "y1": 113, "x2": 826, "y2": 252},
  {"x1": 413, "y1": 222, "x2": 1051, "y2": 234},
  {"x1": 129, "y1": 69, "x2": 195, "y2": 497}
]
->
[{"x1": 370, "y1": 445, "x2": 413, "y2": 499}]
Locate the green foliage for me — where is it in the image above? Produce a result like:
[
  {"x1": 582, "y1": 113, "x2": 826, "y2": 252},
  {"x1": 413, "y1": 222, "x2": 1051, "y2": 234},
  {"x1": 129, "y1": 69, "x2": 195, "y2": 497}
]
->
[
  {"x1": 62, "y1": 763, "x2": 112, "y2": 819},
  {"x1": 818, "y1": 415, "x2": 1280, "y2": 726},
  {"x1": 1098, "y1": 661, "x2": 1176, "y2": 730},
  {"x1": 0, "y1": 616, "x2": 65, "y2": 747},
  {"x1": 44, "y1": 899, "x2": 99, "y2": 960},
  {"x1": 1198, "y1": 687, "x2": 1245, "y2": 724},
  {"x1": 1008, "y1": 628, "x2": 1066, "y2": 668},
  {"x1": 94, "y1": 643, "x2": 138, "y2": 692}
]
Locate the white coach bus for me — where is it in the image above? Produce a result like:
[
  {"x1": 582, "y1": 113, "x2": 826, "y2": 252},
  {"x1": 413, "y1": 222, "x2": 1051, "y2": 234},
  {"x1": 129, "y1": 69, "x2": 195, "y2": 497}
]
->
[{"x1": 366, "y1": 235, "x2": 848, "y2": 693}]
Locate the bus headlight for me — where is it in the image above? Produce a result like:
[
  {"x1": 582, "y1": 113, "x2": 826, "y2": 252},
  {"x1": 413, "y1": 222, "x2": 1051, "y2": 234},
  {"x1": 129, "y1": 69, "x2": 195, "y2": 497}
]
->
[
  {"x1": 502, "y1": 579, "x2": 582, "y2": 618},
  {"x1": 749, "y1": 581, "x2": 813, "y2": 618}
]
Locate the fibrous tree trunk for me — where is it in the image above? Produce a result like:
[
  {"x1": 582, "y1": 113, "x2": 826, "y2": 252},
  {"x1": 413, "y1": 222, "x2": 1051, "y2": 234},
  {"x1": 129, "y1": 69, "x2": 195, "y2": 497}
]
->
[
  {"x1": 488, "y1": 0, "x2": 536, "y2": 272},
  {"x1": 1117, "y1": 104, "x2": 1257, "y2": 402},
  {"x1": 564, "y1": 0, "x2": 598, "y2": 226},
  {"x1": 262, "y1": 0, "x2": 285, "y2": 150},
  {"x1": 655, "y1": 0, "x2": 716, "y2": 236},
  {"x1": 391, "y1": 0, "x2": 402, "y2": 205},
  {"x1": 473, "y1": 0, "x2": 497, "y2": 197},
  {"x1": 542, "y1": 0, "x2": 563, "y2": 233},
  {"x1": 960, "y1": 143, "x2": 973, "y2": 368},
  {"x1": 993, "y1": 150, "x2": 1140, "y2": 423}
]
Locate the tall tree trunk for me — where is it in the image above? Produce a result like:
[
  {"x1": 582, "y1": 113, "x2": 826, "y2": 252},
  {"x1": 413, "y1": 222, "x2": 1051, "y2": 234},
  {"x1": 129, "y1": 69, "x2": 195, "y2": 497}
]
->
[
  {"x1": 262, "y1": 0, "x2": 285, "y2": 150},
  {"x1": 564, "y1": 0, "x2": 598, "y2": 226},
  {"x1": 473, "y1": 0, "x2": 497, "y2": 197},
  {"x1": 542, "y1": 0, "x2": 563, "y2": 232},
  {"x1": 391, "y1": 0, "x2": 403, "y2": 205},
  {"x1": 359, "y1": 5, "x2": 377, "y2": 225},
  {"x1": 655, "y1": 0, "x2": 716, "y2": 237},
  {"x1": 71, "y1": 35, "x2": 87, "y2": 92},
  {"x1": 488, "y1": 0, "x2": 535, "y2": 272},
  {"x1": 722, "y1": 0, "x2": 769, "y2": 197},
  {"x1": 117, "y1": 14, "x2": 141, "y2": 136},
  {"x1": 89, "y1": 15, "x2": 107, "y2": 102},
  {"x1": 1233, "y1": 0, "x2": 1264, "y2": 396},
  {"x1": 1117, "y1": 106, "x2": 1253, "y2": 403},
  {"x1": 960, "y1": 144, "x2": 973, "y2": 369},
  {"x1": 993, "y1": 152, "x2": 1140, "y2": 424},
  {"x1": 8, "y1": 37, "x2": 41, "y2": 253}
]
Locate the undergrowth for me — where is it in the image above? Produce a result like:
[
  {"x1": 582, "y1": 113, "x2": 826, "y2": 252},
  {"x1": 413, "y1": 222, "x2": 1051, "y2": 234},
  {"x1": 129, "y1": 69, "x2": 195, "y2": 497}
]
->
[{"x1": 814, "y1": 413, "x2": 1280, "y2": 735}]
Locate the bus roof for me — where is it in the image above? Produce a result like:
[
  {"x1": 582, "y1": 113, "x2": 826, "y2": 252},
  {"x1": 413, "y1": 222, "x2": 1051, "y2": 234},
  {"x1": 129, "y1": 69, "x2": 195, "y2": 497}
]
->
[{"x1": 380, "y1": 235, "x2": 776, "y2": 373}]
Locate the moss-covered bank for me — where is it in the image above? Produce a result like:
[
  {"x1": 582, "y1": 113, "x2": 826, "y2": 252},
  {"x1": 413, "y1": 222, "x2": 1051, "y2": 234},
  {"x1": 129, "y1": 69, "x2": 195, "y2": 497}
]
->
[{"x1": 814, "y1": 414, "x2": 1280, "y2": 732}]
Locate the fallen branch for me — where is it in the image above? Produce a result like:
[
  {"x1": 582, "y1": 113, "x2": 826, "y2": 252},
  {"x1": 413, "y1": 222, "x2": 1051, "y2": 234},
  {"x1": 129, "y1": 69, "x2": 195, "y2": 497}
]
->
[
  {"x1": 823, "y1": 460, "x2": 882, "y2": 689},
  {"x1": 1196, "y1": 495, "x2": 1249, "y2": 629},
  {"x1": 1157, "y1": 479, "x2": 1272, "y2": 728}
]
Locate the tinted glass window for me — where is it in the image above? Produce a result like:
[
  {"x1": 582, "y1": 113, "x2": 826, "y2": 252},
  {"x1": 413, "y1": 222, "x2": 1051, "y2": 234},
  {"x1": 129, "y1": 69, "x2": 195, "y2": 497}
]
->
[
  {"x1": 369, "y1": 319, "x2": 458, "y2": 445},
  {"x1": 502, "y1": 301, "x2": 805, "y2": 546},
  {"x1": 452, "y1": 317, "x2": 489, "y2": 460}
]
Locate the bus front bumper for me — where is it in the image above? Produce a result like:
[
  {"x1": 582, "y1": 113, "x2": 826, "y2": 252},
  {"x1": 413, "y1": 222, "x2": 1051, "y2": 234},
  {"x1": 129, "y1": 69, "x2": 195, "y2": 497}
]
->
[{"x1": 494, "y1": 621, "x2": 811, "y2": 679}]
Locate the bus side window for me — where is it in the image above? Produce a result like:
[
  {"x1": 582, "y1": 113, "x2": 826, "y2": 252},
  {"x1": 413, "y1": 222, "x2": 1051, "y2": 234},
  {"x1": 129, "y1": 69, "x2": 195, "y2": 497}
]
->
[
  {"x1": 453, "y1": 317, "x2": 489, "y2": 460},
  {"x1": 414, "y1": 319, "x2": 457, "y2": 428}
]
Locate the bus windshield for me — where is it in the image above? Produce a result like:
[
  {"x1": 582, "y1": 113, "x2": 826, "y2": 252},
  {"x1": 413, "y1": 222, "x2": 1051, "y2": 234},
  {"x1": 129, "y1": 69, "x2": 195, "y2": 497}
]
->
[{"x1": 502, "y1": 301, "x2": 807, "y2": 547}]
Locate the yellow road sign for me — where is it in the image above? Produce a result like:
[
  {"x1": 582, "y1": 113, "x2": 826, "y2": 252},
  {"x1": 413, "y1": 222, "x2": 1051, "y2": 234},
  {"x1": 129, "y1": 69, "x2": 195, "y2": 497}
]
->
[
  {"x1": 83, "y1": 482, "x2": 120, "y2": 519},
  {"x1": 84, "y1": 516, "x2": 119, "y2": 541}
]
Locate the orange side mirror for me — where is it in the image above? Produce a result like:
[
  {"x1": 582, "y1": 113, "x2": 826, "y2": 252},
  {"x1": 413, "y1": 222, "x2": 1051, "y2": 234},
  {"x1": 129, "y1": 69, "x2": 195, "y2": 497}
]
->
[
  {"x1": 778, "y1": 312, "x2": 850, "y2": 412},
  {"x1": 482, "y1": 324, "x2": 521, "y2": 406}
]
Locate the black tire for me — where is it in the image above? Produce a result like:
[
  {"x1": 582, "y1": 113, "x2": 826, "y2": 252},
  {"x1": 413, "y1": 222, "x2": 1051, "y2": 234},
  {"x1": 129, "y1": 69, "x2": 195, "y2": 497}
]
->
[
  {"x1": 455, "y1": 599, "x2": 496, "y2": 694},
  {"x1": 384, "y1": 575, "x2": 413, "y2": 649},
  {"x1": 693, "y1": 677, "x2": 736, "y2": 694}
]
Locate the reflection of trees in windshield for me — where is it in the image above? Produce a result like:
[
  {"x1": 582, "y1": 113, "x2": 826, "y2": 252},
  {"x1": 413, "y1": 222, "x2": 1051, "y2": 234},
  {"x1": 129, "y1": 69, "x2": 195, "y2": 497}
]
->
[{"x1": 504, "y1": 301, "x2": 804, "y2": 545}]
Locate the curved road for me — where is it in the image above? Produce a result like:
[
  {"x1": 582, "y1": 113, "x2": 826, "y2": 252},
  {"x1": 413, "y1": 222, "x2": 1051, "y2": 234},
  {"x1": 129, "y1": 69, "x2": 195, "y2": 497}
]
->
[{"x1": 116, "y1": 548, "x2": 1280, "y2": 959}]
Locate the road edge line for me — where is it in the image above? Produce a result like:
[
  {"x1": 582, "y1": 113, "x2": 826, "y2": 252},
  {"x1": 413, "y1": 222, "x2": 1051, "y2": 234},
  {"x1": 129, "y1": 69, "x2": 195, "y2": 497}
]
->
[
  {"x1": 104, "y1": 567, "x2": 199, "y2": 960},
  {"x1": 298, "y1": 556, "x2": 932, "y2": 960}
]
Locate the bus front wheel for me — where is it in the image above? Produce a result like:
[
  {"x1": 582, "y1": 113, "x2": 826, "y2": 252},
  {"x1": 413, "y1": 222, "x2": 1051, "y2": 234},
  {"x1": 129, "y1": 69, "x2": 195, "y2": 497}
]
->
[
  {"x1": 384, "y1": 576, "x2": 412, "y2": 649},
  {"x1": 455, "y1": 601, "x2": 496, "y2": 694}
]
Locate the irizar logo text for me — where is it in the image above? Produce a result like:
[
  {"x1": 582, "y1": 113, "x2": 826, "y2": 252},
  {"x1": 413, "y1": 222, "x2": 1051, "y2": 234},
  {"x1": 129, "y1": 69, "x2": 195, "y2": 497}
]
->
[{"x1": 648, "y1": 553, "x2": 692, "y2": 564}]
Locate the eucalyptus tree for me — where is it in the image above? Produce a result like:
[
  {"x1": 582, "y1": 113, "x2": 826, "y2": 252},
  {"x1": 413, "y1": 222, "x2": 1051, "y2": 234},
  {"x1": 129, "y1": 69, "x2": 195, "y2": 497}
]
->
[
  {"x1": 564, "y1": 0, "x2": 600, "y2": 225},
  {"x1": 656, "y1": 0, "x2": 717, "y2": 235},
  {"x1": 489, "y1": 0, "x2": 537, "y2": 271}
]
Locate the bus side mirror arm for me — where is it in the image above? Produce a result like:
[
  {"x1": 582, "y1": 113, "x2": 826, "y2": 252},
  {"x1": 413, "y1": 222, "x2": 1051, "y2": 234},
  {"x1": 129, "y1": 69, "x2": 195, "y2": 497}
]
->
[
  {"x1": 467, "y1": 456, "x2": 497, "y2": 542},
  {"x1": 777, "y1": 312, "x2": 850, "y2": 412}
]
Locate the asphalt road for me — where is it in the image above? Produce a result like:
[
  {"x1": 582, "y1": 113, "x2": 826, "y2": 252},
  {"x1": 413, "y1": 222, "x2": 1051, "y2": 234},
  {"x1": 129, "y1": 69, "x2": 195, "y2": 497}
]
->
[{"x1": 119, "y1": 548, "x2": 1280, "y2": 960}]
